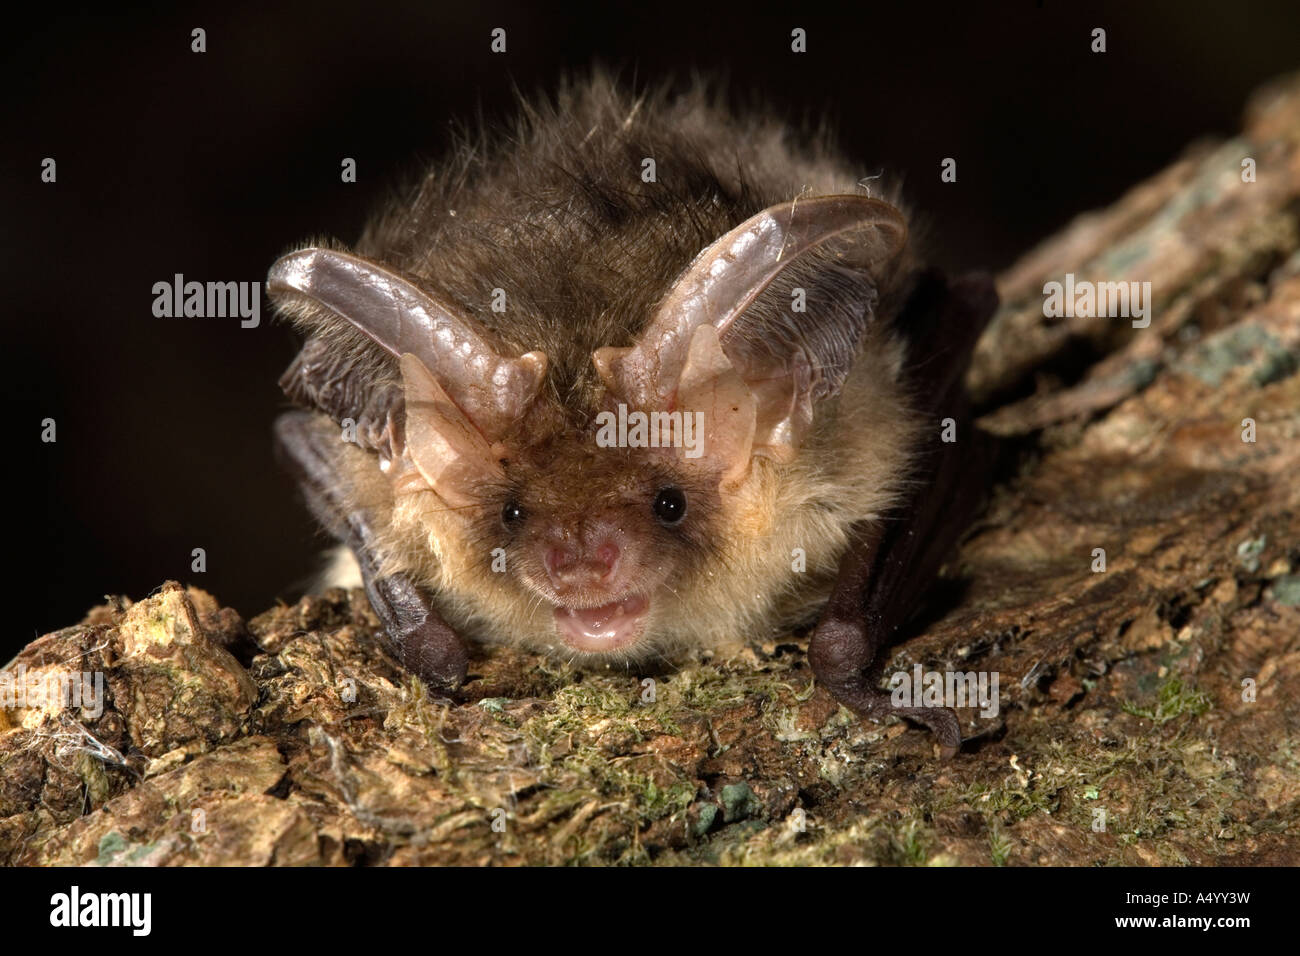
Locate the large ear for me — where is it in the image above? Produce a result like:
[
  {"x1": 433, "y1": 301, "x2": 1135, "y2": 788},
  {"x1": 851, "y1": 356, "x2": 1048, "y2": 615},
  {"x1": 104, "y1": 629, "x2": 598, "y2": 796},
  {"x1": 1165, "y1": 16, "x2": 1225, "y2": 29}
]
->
[
  {"x1": 268, "y1": 248, "x2": 546, "y2": 504},
  {"x1": 593, "y1": 196, "x2": 906, "y2": 484},
  {"x1": 398, "y1": 354, "x2": 508, "y2": 507}
]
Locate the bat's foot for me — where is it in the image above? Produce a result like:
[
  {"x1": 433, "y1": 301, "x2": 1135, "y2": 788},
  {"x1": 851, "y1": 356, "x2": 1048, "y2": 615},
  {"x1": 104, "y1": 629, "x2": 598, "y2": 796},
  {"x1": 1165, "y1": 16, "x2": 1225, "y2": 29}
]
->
[
  {"x1": 810, "y1": 612, "x2": 964, "y2": 758},
  {"x1": 368, "y1": 572, "x2": 469, "y2": 691},
  {"x1": 274, "y1": 410, "x2": 471, "y2": 691},
  {"x1": 855, "y1": 692, "x2": 962, "y2": 760},
  {"x1": 820, "y1": 672, "x2": 961, "y2": 759},
  {"x1": 393, "y1": 623, "x2": 470, "y2": 692}
]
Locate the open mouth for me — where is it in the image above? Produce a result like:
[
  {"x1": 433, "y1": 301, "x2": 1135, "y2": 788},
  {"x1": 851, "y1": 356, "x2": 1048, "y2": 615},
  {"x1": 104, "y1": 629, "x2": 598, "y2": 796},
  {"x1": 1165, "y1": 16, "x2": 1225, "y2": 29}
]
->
[{"x1": 553, "y1": 594, "x2": 649, "y2": 652}]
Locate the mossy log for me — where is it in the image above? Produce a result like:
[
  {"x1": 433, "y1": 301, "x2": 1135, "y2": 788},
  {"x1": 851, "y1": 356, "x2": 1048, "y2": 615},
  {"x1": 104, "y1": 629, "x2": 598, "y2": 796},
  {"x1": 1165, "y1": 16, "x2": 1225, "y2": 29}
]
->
[{"x1": 4, "y1": 75, "x2": 1300, "y2": 867}]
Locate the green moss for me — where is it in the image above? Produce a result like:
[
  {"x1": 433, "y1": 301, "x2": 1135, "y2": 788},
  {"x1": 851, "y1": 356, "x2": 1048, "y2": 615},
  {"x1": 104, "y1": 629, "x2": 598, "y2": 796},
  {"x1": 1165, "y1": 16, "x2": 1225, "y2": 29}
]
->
[
  {"x1": 1122, "y1": 678, "x2": 1212, "y2": 724},
  {"x1": 964, "y1": 780, "x2": 1058, "y2": 822},
  {"x1": 553, "y1": 681, "x2": 634, "y2": 717},
  {"x1": 881, "y1": 820, "x2": 931, "y2": 866},
  {"x1": 988, "y1": 825, "x2": 1013, "y2": 866}
]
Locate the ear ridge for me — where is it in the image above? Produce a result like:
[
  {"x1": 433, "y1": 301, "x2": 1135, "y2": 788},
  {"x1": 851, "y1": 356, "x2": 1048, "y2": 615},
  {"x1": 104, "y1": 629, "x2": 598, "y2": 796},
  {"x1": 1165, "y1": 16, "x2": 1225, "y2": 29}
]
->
[
  {"x1": 593, "y1": 195, "x2": 905, "y2": 480},
  {"x1": 399, "y1": 353, "x2": 507, "y2": 508},
  {"x1": 598, "y1": 195, "x2": 906, "y2": 410},
  {"x1": 675, "y1": 325, "x2": 756, "y2": 489},
  {"x1": 269, "y1": 247, "x2": 547, "y2": 440}
]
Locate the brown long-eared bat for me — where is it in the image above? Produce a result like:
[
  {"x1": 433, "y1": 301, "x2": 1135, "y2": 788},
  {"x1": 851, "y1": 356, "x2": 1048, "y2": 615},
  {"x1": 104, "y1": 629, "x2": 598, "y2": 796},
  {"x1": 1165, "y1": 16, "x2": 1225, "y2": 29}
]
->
[{"x1": 269, "y1": 73, "x2": 997, "y2": 757}]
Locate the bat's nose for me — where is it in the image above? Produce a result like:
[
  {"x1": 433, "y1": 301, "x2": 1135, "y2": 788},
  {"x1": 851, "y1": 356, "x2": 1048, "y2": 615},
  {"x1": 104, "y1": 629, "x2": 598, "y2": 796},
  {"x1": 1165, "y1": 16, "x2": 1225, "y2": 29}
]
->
[{"x1": 545, "y1": 540, "x2": 620, "y2": 589}]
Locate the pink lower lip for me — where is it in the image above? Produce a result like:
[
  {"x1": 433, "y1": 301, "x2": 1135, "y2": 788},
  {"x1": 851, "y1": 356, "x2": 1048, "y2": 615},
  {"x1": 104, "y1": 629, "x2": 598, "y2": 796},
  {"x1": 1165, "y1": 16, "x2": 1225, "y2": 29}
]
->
[{"x1": 553, "y1": 594, "x2": 649, "y2": 652}]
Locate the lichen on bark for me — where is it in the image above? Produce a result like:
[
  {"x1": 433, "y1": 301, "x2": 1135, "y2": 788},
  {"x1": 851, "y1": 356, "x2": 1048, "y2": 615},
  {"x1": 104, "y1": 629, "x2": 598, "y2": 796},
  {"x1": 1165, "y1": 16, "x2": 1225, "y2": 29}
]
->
[{"x1": 5, "y1": 75, "x2": 1300, "y2": 867}]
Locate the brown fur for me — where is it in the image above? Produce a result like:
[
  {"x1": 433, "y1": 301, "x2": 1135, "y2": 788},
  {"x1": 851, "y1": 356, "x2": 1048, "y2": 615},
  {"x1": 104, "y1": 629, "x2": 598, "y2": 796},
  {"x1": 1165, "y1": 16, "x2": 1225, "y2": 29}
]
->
[{"x1": 280, "y1": 70, "x2": 925, "y2": 668}]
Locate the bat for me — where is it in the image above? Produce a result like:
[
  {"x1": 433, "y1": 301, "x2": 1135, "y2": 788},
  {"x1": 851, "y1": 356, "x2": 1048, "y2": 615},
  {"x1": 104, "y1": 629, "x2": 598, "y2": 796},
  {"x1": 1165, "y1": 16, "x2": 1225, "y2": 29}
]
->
[{"x1": 269, "y1": 73, "x2": 998, "y2": 758}]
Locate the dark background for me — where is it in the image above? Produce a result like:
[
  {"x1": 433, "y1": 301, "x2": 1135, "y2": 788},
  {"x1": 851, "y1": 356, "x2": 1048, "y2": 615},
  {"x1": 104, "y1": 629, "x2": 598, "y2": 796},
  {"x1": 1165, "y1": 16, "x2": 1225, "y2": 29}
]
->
[{"x1": 6, "y1": 1, "x2": 1300, "y2": 656}]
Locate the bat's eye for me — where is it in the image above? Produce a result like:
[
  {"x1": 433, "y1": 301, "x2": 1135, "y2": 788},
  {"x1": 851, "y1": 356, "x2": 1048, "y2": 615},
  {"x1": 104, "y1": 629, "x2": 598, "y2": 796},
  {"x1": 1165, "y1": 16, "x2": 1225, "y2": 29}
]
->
[
  {"x1": 501, "y1": 501, "x2": 526, "y2": 527},
  {"x1": 652, "y1": 487, "x2": 687, "y2": 525}
]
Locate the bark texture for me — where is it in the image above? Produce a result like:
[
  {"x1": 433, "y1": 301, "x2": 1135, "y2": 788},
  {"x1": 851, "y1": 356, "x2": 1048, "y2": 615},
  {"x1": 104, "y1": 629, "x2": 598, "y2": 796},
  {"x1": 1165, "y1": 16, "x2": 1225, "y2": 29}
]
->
[{"x1": 4, "y1": 75, "x2": 1300, "y2": 866}]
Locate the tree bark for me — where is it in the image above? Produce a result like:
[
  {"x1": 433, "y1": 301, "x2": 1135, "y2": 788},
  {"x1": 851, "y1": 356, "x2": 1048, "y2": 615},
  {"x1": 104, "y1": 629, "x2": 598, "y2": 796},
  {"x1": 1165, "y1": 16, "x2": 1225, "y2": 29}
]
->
[{"x1": 4, "y1": 74, "x2": 1300, "y2": 866}]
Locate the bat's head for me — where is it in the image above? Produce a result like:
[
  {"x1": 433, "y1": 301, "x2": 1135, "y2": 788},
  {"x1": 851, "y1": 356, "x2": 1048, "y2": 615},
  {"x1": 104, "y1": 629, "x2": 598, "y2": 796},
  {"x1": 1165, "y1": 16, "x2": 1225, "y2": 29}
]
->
[
  {"x1": 469, "y1": 419, "x2": 724, "y2": 655},
  {"x1": 270, "y1": 196, "x2": 913, "y2": 664}
]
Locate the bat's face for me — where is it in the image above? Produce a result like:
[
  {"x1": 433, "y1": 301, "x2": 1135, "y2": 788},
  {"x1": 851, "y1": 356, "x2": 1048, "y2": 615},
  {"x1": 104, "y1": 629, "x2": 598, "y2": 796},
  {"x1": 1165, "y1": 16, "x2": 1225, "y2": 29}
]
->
[
  {"x1": 461, "y1": 428, "x2": 724, "y2": 656},
  {"x1": 271, "y1": 194, "x2": 911, "y2": 665}
]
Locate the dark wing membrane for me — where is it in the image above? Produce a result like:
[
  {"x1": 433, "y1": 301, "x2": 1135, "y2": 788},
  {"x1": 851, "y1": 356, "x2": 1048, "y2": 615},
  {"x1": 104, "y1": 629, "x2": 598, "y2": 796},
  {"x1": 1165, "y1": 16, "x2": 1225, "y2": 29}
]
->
[
  {"x1": 809, "y1": 269, "x2": 999, "y2": 757},
  {"x1": 279, "y1": 335, "x2": 406, "y2": 461}
]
